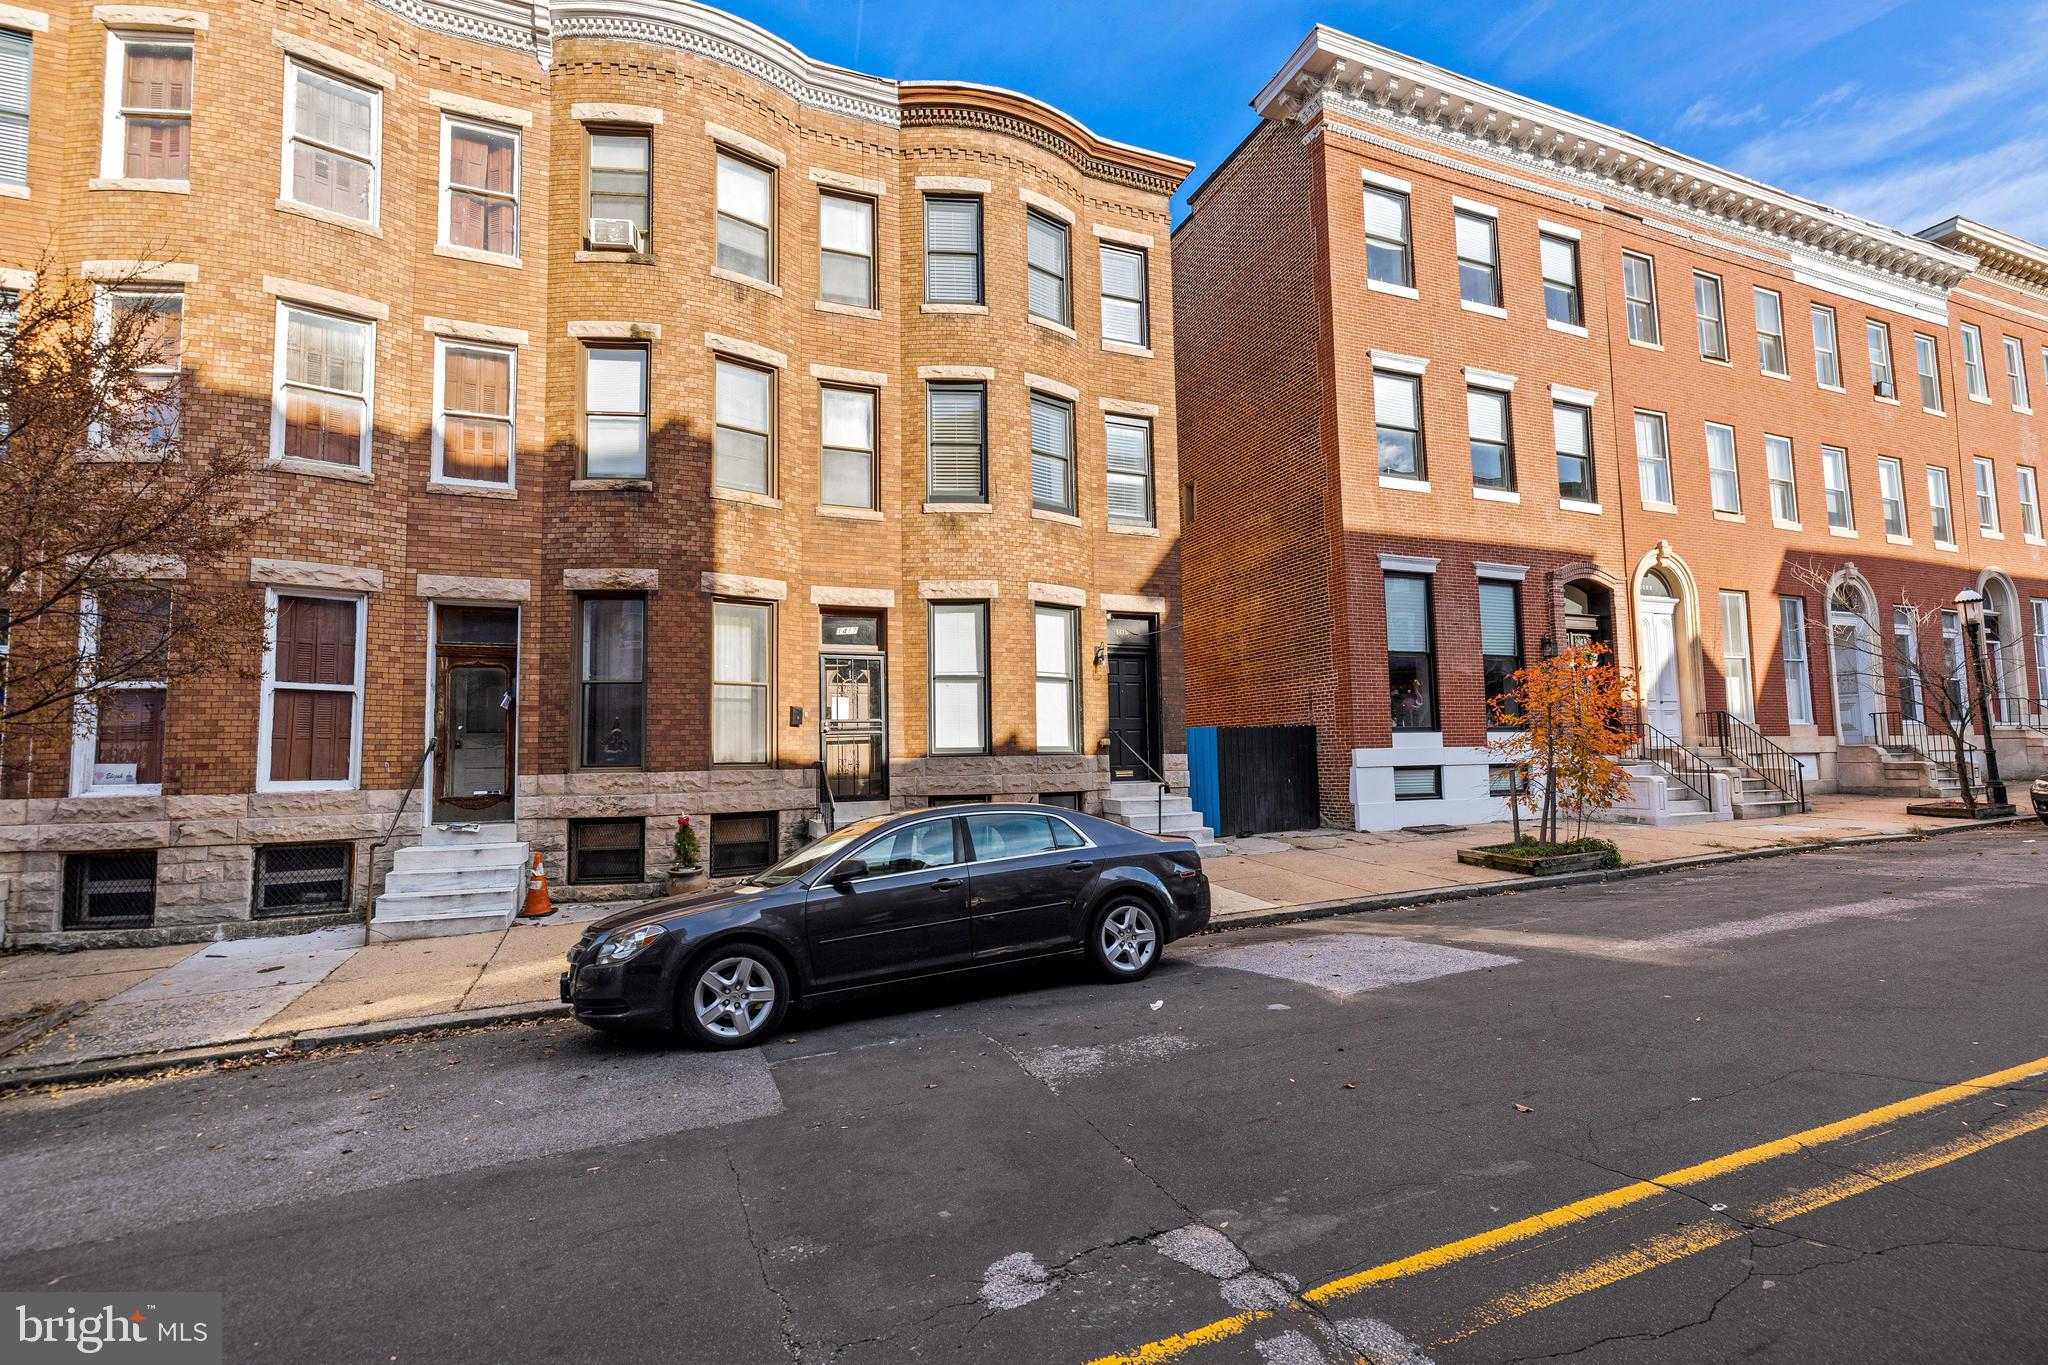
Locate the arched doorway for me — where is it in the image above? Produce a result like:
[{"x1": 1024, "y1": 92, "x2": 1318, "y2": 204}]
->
[
  {"x1": 1827, "y1": 581, "x2": 1878, "y2": 746},
  {"x1": 1637, "y1": 568, "x2": 1683, "y2": 734},
  {"x1": 1564, "y1": 580, "x2": 1614, "y2": 654},
  {"x1": 1981, "y1": 572, "x2": 2023, "y2": 725}
]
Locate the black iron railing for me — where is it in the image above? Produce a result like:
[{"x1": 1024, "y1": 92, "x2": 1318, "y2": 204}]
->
[
  {"x1": 814, "y1": 759, "x2": 836, "y2": 832},
  {"x1": 1619, "y1": 718, "x2": 1714, "y2": 808},
  {"x1": 363, "y1": 738, "x2": 435, "y2": 929},
  {"x1": 1110, "y1": 733, "x2": 1171, "y2": 837},
  {"x1": 1871, "y1": 710, "x2": 1981, "y2": 780},
  {"x1": 2020, "y1": 695, "x2": 2048, "y2": 741},
  {"x1": 1697, "y1": 710, "x2": 1808, "y2": 812}
]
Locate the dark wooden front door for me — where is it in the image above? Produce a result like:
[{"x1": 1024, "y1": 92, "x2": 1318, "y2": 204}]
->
[
  {"x1": 1106, "y1": 614, "x2": 1159, "y2": 781},
  {"x1": 433, "y1": 607, "x2": 517, "y2": 823}
]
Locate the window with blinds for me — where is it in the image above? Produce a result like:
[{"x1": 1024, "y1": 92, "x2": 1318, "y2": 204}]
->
[
  {"x1": 264, "y1": 594, "x2": 360, "y2": 788},
  {"x1": 1753, "y1": 288, "x2": 1787, "y2": 375},
  {"x1": 1634, "y1": 410, "x2": 1672, "y2": 506},
  {"x1": 582, "y1": 344, "x2": 647, "y2": 478},
  {"x1": 927, "y1": 383, "x2": 986, "y2": 502},
  {"x1": 1467, "y1": 386, "x2": 1513, "y2": 491},
  {"x1": 1454, "y1": 211, "x2": 1499, "y2": 307},
  {"x1": 1766, "y1": 434, "x2": 1798, "y2": 525},
  {"x1": 1693, "y1": 272, "x2": 1727, "y2": 361},
  {"x1": 714, "y1": 358, "x2": 774, "y2": 495},
  {"x1": 1705, "y1": 422, "x2": 1740, "y2": 514},
  {"x1": 930, "y1": 602, "x2": 988, "y2": 754},
  {"x1": 443, "y1": 117, "x2": 519, "y2": 255},
  {"x1": 1719, "y1": 591, "x2": 1755, "y2": 723},
  {"x1": 1, "y1": 30, "x2": 31, "y2": 188},
  {"x1": 1364, "y1": 187, "x2": 1411, "y2": 289},
  {"x1": 1026, "y1": 211, "x2": 1070, "y2": 326},
  {"x1": 1540, "y1": 233, "x2": 1580, "y2": 327},
  {"x1": 588, "y1": 129, "x2": 650, "y2": 240},
  {"x1": 1878, "y1": 457, "x2": 1907, "y2": 537},
  {"x1": 1385, "y1": 572, "x2": 1437, "y2": 732},
  {"x1": 1927, "y1": 466, "x2": 1955, "y2": 544},
  {"x1": 924, "y1": 195, "x2": 982, "y2": 304},
  {"x1": 820, "y1": 385, "x2": 875, "y2": 509},
  {"x1": 1392, "y1": 767, "x2": 1441, "y2": 800},
  {"x1": 1479, "y1": 579, "x2": 1522, "y2": 724},
  {"x1": 1553, "y1": 402, "x2": 1593, "y2": 503},
  {"x1": 1374, "y1": 371, "x2": 1424, "y2": 479},
  {"x1": 286, "y1": 61, "x2": 378, "y2": 223},
  {"x1": 1823, "y1": 446, "x2": 1854, "y2": 530},
  {"x1": 1100, "y1": 243, "x2": 1148, "y2": 344},
  {"x1": 435, "y1": 341, "x2": 513, "y2": 485},
  {"x1": 275, "y1": 304, "x2": 371, "y2": 468},
  {"x1": 1105, "y1": 416, "x2": 1154, "y2": 526},
  {"x1": 1622, "y1": 252, "x2": 1659, "y2": 344},
  {"x1": 1030, "y1": 393, "x2": 1074, "y2": 514},
  {"x1": 110, "y1": 35, "x2": 191, "y2": 181}
]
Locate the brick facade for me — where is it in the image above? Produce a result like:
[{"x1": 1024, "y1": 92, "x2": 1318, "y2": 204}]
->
[
  {"x1": 0, "y1": 0, "x2": 1189, "y2": 944},
  {"x1": 1176, "y1": 29, "x2": 2048, "y2": 830}
]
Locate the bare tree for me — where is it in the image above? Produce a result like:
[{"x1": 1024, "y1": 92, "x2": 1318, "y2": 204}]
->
[
  {"x1": 1786, "y1": 559, "x2": 1990, "y2": 813},
  {"x1": 1, "y1": 257, "x2": 267, "y2": 768}
]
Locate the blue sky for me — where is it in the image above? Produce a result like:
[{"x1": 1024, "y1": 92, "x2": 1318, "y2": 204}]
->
[{"x1": 721, "y1": 0, "x2": 2048, "y2": 239}]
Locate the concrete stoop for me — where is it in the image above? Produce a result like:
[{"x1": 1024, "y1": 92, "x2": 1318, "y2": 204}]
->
[
  {"x1": 1701, "y1": 756, "x2": 1807, "y2": 819},
  {"x1": 370, "y1": 823, "x2": 527, "y2": 941},
  {"x1": 1100, "y1": 781, "x2": 1225, "y2": 856},
  {"x1": 1614, "y1": 762, "x2": 1727, "y2": 826}
]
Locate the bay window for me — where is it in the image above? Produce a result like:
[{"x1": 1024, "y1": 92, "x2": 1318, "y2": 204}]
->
[
  {"x1": 102, "y1": 32, "x2": 191, "y2": 181},
  {"x1": 441, "y1": 116, "x2": 519, "y2": 257},
  {"x1": 283, "y1": 61, "x2": 378, "y2": 224},
  {"x1": 273, "y1": 303, "x2": 372, "y2": 469}
]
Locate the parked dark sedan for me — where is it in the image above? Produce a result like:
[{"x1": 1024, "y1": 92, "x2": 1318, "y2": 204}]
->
[
  {"x1": 2033, "y1": 776, "x2": 2048, "y2": 825},
  {"x1": 561, "y1": 805, "x2": 1210, "y2": 1047}
]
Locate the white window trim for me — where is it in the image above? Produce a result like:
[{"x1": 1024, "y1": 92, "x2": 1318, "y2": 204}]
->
[
  {"x1": 1033, "y1": 604, "x2": 1080, "y2": 755},
  {"x1": 255, "y1": 586, "x2": 367, "y2": 794},
  {"x1": 68, "y1": 593, "x2": 167, "y2": 798},
  {"x1": 269, "y1": 299, "x2": 375, "y2": 472},
  {"x1": 437, "y1": 113, "x2": 521, "y2": 262},
  {"x1": 99, "y1": 28, "x2": 192, "y2": 183},
  {"x1": 1753, "y1": 287, "x2": 1788, "y2": 377},
  {"x1": 1780, "y1": 596, "x2": 1813, "y2": 727},
  {"x1": 1974, "y1": 457, "x2": 2002, "y2": 535},
  {"x1": 279, "y1": 57, "x2": 381, "y2": 228},
  {"x1": 430, "y1": 335, "x2": 516, "y2": 489}
]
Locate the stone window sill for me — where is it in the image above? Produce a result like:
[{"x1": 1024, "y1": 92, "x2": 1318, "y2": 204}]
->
[
  {"x1": 1027, "y1": 313, "x2": 1076, "y2": 340},
  {"x1": 277, "y1": 197, "x2": 381, "y2": 236},
  {"x1": 435, "y1": 242, "x2": 522, "y2": 270},
  {"x1": 571, "y1": 477, "x2": 652, "y2": 492},
  {"x1": 1031, "y1": 506, "x2": 1082, "y2": 527},
  {"x1": 267, "y1": 455, "x2": 371, "y2": 483},
  {"x1": 1559, "y1": 499, "x2": 1603, "y2": 516},
  {"x1": 711, "y1": 486, "x2": 783, "y2": 509},
  {"x1": 1378, "y1": 475, "x2": 1431, "y2": 493},
  {"x1": 816, "y1": 299, "x2": 882, "y2": 320},
  {"x1": 818, "y1": 504, "x2": 884, "y2": 521},
  {"x1": 1107, "y1": 522, "x2": 1159, "y2": 536},
  {"x1": 921, "y1": 302, "x2": 987, "y2": 315},
  {"x1": 429, "y1": 480, "x2": 517, "y2": 499},
  {"x1": 576, "y1": 249, "x2": 657, "y2": 265},
  {"x1": 1103, "y1": 339, "x2": 1154, "y2": 358},
  {"x1": 1473, "y1": 487, "x2": 1519, "y2": 504},
  {"x1": 712, "y1": 266, "x2": 781, "y2": 296},
  {"x1": 923, "y1": 500, "x2": 991, "y2": 514},
  {"x1": 89, "y1": 177, "x2": 188, "y2": 194}
]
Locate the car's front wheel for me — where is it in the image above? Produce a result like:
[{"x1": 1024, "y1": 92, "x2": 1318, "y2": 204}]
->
[
  {"x1": 1088, "y1": 899, "x2": 1163, "y2": 981},
  {"x1": 677, "y1": 946, "x2": 791, "y2": 1048}
]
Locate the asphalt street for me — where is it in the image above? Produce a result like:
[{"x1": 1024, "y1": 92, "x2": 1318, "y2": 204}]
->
[{"x1": 3, "y1": 827, "x2": 2046, "y2": 1364}]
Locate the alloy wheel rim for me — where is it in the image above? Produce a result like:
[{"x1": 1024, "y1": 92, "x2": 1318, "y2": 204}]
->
[
  {"x1": 694, "y1": 956, "x2": 776, "y2": 1039},
  {"x1": 1101, "y1": 905, "x2": 1158, "y2": 972}
]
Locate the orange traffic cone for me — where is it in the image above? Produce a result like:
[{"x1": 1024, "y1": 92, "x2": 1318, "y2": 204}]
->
[{"x1": 520, "y1": 850, "x2": 555, "y2": 918}]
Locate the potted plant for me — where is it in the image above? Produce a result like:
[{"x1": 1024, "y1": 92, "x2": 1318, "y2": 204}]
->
[{"x1": 667, "y1": 816, "x2": 708, "y2": 895}]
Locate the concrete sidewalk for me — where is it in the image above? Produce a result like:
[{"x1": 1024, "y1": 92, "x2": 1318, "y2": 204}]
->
[{"x1": 0, "y1": 794, "x2": 2029, "y2": 1076}]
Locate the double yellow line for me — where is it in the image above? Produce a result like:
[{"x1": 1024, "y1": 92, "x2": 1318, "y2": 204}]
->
[{"x1": 1086, "y1": 1054, "x2": 2048, "y2": 1364}]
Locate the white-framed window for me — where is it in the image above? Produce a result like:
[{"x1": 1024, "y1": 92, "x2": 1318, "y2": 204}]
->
[
  {"x1": 1894, "y1": 606, "x2": 1924, "y2": 723},
  {"x1": 1974, "y1": 456, "x2": 2000, "y2": 532},
  {"x1": 1719, "y1": 590, "x2": 1754, "y2": 723},
  {"x1": 1878, "y1": 456, "x2": 1907, "y2": 538},
  {"x1": 2004, "y1": 335, "x2": 2030, "y2": 410},
  {"x1": 1554, "y1": 401, "x2": 1595, "y2": 503},
  {"x1": 1753, "y1": 288, "x2": 1786, "y2": 375},
  {"x1": 1622, "y1": 251, "x2": 1658, "y2": 344},
  {"x1": 586, "y1": 127, "x2": 650, "y2": 248},
  {"x1": 1961, "y1": 323, "x2": 1988, "y2": 399},
  {"x1": 929, "y1": 601, "x2": 988, "y2": 755},
  {"x1": 1034, "y1": 605, "x2": 1079, "y2": 753},
  {"x1": 2019, "y1": 465, "x2": 2043, "y2": 539},
  {"x1": 1914, "y1": 333, "x2": 1942, "y2": 411},
  {"x1": 1363, "y1": 186, "x2": 1412, "y2": 290},
  {"x1": 927, "y1": 382, "x2": 986, "y2": 502},
  {"x1": 1780, "y1": 596, "x2": 1812, "y2": 726},
  {"x1": 271, "y1": 302, "x2": 373, "y2": 470},
  {"x1": 1375, "y1": 370, "x2": 1425, "y2": 479},
  {"x1": 1811, "y1": 305, "x2": 1840, "y2": 387},
  {"x1": 1026, "y1": 210, "x2": 1070, "y2": 327},
  {"x1": 1705, "y1": 421, "x2": 1740, "y2": 514},
  {"x1": 1030, "y1": 391, "x2": 1075, "y2": 515},
  {"x1": 1765, "y1": 434, "x2": 1798, "y2": 525},
  {"x1": 2034, "y1": 599, "x2": 2048, "y2": 706},
  {"x1": 1100, "y1": 243, "x2": 1148, "y2": 345},
  {"x1": 1822, "y1": 445, "x2": 1853, "y2": 530},
  {"x1": 713, "y1": 357, "x2": 774, "y2": 495},
  {"x1": 714, "y1": 149, "x2": 773, "y2": 281},
  {"x1": 1540, "y1": 232, "x2": 1580, "y2": 327},
  {"x1": 70, "y1": 587, "x2": 170, "y2": 796},
  {"x1": 1941, "y1": 609, "x2": 1967, "y2": 714},
  {"x1": 1634, "y1": 409, "x2": 1673, "y2": 506},
  {"x1": 257, "y1": 589, "x2": 364, "y2": 792},
  {"x1": 818, "y1": 191, "x2": 873, "y2": 308},
  {"x1": 924, "y1": 194, "x2": 982, "y2": 305},
  {"x1": 439, "y1": 115, "x2": 519, "y2": 257},
  {"x1": 431, "y1": 338, "x2": 514, "y2": 486},
  {"x1": 1105, "y1": 414, "x2": 1154, "y2": 526},
  {"x1": 1865, "y1": 321, "x2": 1895, "y2": 399},
  {"x1": 0, "y1": 27, "x2": 31, "y2": 189},
  {"x1": 581, "y1": 343, "x2": 648, "y2": 479},
  {"x1": 1693, "y1": 272, "x2": 1727, "y2": 360},
  {"x1": 1467, "y1": 384, "x2": 1514, "y2": 491},
  {"x1": 819, "y1": 384, "x2": 876, "y2": 509},
  {"x1": 710, "y1": 599, "x2": 772, "y2": 765},
  {"x1": 1455, "y1": 210, "x2": 1500, "y2": 308},
  {"x1": 1928, "y1": 466, "x2": 1956, "y2": 545},
  {"x1": 99, "y1": 284, "x2": 183, "y2": 449},
  {"x1": 281, "y1": 60, "x2": 378, "y2": 225},
  {"x1": 100, "y1": 30, "x2": 191, "y2": 181}
]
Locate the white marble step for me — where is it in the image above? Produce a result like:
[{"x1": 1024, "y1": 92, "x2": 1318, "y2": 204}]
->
[
  {"x1": 392, "y1": 841, "x2": 530, "y2": 871},
  {"x1": 374, "y1": 837, "x2": 529, "y2": 940},
  {"x1": 1115, "y1": 808, "x2": 1211, "y2": 836},
  {"x1": 1101, "y1": 792, "x2": 1196, "y2": 819}
]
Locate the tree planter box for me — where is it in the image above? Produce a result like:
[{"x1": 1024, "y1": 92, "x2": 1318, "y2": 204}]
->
[
  {"x1": 1904, "y1": 801, "x2": 2018, "y2": 821},
  {"x1": 1458, "y1": 846, "x2": 1612, "y2": 876}
]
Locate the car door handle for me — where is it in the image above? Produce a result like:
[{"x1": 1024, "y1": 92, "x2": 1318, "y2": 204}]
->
[
  {"x1": 1066, "y1": 860, "x2": 1092, "y2": 870},
  {"x1": 933, "y1": 877, "x2": 965, "y2": 890}
]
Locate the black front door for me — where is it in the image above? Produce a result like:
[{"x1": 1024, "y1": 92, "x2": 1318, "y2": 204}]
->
[
  {"x1": 961, "y1": 810, "x2": 1094, "y2": 960},
  {"x1": 821, "y1": 652, "x2": 886, "y2": 801},
  {"x1": 1106, "y1": 614, "x2": 1159, "y2": 780},
  {"x1": 803, "y1": 816, "x2": 971, "y2": 990},
  {"x1": 433, "y1": 606, "x2": 518, "y2": 823}
]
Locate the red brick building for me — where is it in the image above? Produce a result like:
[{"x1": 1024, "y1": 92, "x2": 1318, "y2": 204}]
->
[
  {"x1": 0, "y1": 0, "x2": 1191, "y2": 944},
  {"x1": 1175, "y1": 27, "x2": 2048, "y2": 831}
]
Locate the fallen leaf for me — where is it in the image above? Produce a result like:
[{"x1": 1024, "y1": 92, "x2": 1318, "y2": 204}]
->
[
  {"x1": 1514, "y1": 1104, "x2": 1534, "y2": 1114},
  {"x1": 1342, "y1": 1082, "x2": 1357, "y2": 1090}
]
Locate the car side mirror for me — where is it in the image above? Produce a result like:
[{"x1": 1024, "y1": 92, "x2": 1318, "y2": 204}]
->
[{"x1": 831, "y1": 858, "x2": 869, "y2": 885}]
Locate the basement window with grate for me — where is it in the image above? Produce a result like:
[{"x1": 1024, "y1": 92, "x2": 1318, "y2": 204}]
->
[
  {"x1": 253, "y1": 843, "x2": 353, "y2": 918},
  {"x1": 63, "y1": 851, "x2": 158, "y2": 929}
]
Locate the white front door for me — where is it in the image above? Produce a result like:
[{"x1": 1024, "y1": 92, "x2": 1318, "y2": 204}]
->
[
  {"x1": 1638, "y1": 601, "x2": 1681, "y2": 735},
  {"x1": 1831, "y1": 617, "x2": 1871, "y2": 745}
]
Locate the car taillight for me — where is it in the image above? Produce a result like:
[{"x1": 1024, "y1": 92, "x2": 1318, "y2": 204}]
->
[{"x1": 1175, "y1": 865, "x2": 1200, "y2": 880}]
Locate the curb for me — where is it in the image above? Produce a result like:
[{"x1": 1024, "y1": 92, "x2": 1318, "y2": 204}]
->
[{"x1": 1201, "y1": 814, "x2": 2035, "y2": 935}]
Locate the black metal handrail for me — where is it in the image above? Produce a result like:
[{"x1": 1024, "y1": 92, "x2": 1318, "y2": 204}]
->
[
  {"x1": 2020, "y1": 695, "x2": 2048, "y2": 741},
  {"x1": 1871, "y1": 710, "x2": 1981, "y2": 780},
  {"x1": 1619, "y1": 718, "x2": 1714, "y2": 808},
  {"x1": 1697, "y1": 710, "x2": 1808, "y2": 812},
  {"x1": 364, "y1": 738, "x2": 435, "y2": 929},
  {"x1": 1109, "y1": 733, "x2": 1171, "y2": 838},
  {"x1": 814, "y1": 759, "x2": 836, "y2": 832}
]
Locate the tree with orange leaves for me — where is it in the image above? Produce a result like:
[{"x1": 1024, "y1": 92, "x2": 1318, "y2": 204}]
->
[{"x1": 1488, "y1": 642, "x2": 1637, "y2": 845}]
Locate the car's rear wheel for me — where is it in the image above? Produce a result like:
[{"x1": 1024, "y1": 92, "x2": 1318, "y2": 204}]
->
[
  {"x1": 1088, "y1": 898, "x2": 1162, "y2": 981},
  {"x1": 676, "y1": 946, "x2": 790, "y2": 1048}
]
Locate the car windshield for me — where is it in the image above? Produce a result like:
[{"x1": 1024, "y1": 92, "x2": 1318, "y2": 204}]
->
[{"x1": 746, "y1": 817, "x2": 891, "y2": 887}]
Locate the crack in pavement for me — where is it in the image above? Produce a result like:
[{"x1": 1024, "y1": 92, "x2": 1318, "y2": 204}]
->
[{"x1": 726, "y1": 1148, "x2": 805, "y2": 1364}]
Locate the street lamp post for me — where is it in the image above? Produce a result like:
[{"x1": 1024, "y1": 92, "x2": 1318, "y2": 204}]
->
[{"x1": 1953, "y1": 588, "x2": 2009, "y2": 809}]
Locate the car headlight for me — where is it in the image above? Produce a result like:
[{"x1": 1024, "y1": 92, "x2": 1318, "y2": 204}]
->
[{"x1": 593, "y1": 923, "x2": 666, "y2": 965}]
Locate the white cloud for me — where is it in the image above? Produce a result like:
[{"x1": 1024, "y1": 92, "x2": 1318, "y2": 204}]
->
[{"x1": 1807, "y1": 135, "x2": 2048, "y2": 241}]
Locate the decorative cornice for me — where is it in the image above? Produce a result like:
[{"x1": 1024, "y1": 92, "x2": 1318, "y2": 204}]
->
[
  {"x1": 900, "y1": 82, "x2": 1191, "y2": 195},
  {"x1": 1918, "y1": 217, "x2": 2048, "y2": 296},
  {"x1": 1249, "y1": 27, "x2": 1974, "y2": 306}
]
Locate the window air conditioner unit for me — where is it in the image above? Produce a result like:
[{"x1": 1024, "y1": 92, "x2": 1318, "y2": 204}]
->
[
  {"x1": 1874, "y1": 379, "x2": 1895, "y2": 399},
  {"x1": 588, "y1": 218, "x2": 641, "y2": 250}
]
